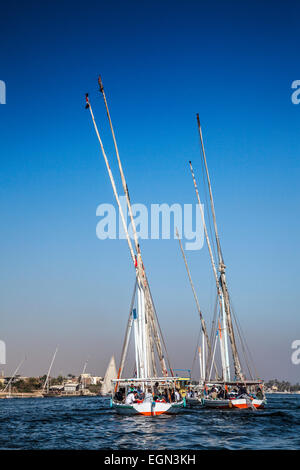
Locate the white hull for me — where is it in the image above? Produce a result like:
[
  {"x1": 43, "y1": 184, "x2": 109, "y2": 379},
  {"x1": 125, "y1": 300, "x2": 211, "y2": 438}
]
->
[
  {"x1": 112, "y1": 400, "x2": 185, "y2": 416},
  {"x1": 203, "y1": 397, "x2": 265, "y2": 409}
]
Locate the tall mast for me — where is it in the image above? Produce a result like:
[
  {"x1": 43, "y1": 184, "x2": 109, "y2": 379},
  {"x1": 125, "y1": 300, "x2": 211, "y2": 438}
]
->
[
  {"x1": 196, "y1": 115, "x2": 243, "y2": 381},
  {"x1": 198, "y1": 346, "x2": 203, "y2": 382},
  {"x1": 3, "y1": 357, "x2": 26, "y2": 393},
  {"x1": 96, "y1": 79, "x2": 170, "y2": 377},
  {"x1": 189, "y1": 161, "x2": 230, "y2": 381},
  {"x1": 43, "y1": 347, "x2": 58, "y2": 392},
  {"x1": 80, "y1": 359, "x2": 88, "y2": 390},
  {"x1": 86, "y1": 92, "x2": 169, "y2": 378},
  {"x1": 98, "y1": 77, "x2": 141, "y2": 258},
  {"x1": 82, "y1": 360, "x2": 88, "y2": 375},
  {"x1": 85, "y1": 94, "x2": 136, "y2": 265}
]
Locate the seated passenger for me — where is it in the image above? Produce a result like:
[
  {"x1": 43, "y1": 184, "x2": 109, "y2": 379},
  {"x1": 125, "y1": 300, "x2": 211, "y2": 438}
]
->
[
  {"x1": 136, "y1": 387, "x2": 144, "y2": 400},
  {"x1": 237, "y1": 385, "x2": 248, "y2": 397},
  {"x1": 162, "y1": 388, "x2": 170, "y2": 402},
  {"x1": 114, "y1": 390, "x2": 123, "y2": 402},
  {"x1": 125, "y1": 390, "x2": 137, "y2": 405}
]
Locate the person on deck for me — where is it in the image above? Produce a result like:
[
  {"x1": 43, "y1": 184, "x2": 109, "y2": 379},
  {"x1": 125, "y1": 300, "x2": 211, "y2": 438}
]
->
[
  {"x1": 160, "y1": 388, "x2": 168, "y2": 402},
  {"x1": 136, "y1": 386, "x2": 144, "y2": 400},
  {"x1": 238, "y1": 385, "x2": 248, "y2": 397},
  {"x1": 114, "y1": 390, "x2": 123, "y2": 402},
  {"x1": 125, "y1": 390, "x2": 137, "y2": 405},
  {"x1": 143, "y1": 387, "x2": 153, "y2": 403},
  {"x1": 175, "y1": 388, "x2": 181, "y2": 402},
  {"x1": 153, "y1": 382, "x2": 159, "y2": 398}
]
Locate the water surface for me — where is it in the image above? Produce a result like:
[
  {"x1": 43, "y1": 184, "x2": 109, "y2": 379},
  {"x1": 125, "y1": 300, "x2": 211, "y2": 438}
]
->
[{"x1": 0, "y1": 393, "x2": 299, "y2": 449}]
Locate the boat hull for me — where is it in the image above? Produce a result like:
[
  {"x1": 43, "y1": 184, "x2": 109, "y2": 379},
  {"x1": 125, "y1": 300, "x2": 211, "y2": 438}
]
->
[
  {"x1": 186, "y1": 397, "x2": 202, "y2": 406},
  {"x1": 203, "y1": 397, "x2": 265, "y2": 409},
  {"x1": 112, "y1": 400, "x2": 185, "y2": 416}
]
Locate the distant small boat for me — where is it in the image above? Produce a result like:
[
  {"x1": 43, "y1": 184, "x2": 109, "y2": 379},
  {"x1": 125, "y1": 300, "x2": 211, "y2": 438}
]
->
[
  {"x1": 42, "y1": 347, "x2": 58, "y2": 397},
  {"x1": 2, "y1": 357, "x2": 26, "y2": 399}
]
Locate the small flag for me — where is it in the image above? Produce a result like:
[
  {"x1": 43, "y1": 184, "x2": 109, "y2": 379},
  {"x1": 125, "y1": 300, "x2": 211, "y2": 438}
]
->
[{"x1": 85, "y1": 93, "x2": 90, "y2": 109}]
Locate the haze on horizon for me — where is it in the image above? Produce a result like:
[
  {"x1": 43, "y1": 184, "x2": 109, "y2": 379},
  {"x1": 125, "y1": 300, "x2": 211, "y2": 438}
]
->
[{"x1": 0, "y1": 1, "x2": 299, "y2": 383}]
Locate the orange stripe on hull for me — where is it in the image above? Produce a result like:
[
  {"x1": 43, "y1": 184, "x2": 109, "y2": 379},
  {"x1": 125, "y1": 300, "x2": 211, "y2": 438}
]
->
[
  {"x1": 139, "y1": 411, "x2": 167, "y2": 416},
  {"x1": 232, "y1": 403, "x2": 264, "y2": 409}
]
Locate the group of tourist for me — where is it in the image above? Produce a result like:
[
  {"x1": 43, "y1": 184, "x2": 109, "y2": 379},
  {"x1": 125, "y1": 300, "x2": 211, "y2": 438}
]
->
[
  {"x1": 114, "y1": 382, "x2": 182, "y2": 404},
  {"x1": 204, "y1": 384, "x2": 264, "y2": 400},
  {"x1": 114, "y1": 382, "x2": 264, "y2": 404}
]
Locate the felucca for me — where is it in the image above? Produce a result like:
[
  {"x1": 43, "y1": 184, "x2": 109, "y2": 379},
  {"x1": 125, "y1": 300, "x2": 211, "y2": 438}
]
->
[
  {"x1": 85, "y1": 78, "x2": 185, "y2": 416},
  {"x1": 184, "y1": 116, "x2": 265, "y2": 410},
  {"x1": 42, "y1": 347, "x2": 59, "y2": 397}
]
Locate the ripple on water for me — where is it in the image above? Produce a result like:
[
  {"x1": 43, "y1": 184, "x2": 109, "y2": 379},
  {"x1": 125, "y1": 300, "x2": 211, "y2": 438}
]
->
[{"x1": 0, "y1": 395, "x2": 299, "y2": 449}]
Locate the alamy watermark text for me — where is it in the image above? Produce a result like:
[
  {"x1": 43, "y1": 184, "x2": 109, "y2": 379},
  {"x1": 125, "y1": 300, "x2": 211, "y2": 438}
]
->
[{"x1": 96, "y1": 196, "x2": 204, "y2": 250}]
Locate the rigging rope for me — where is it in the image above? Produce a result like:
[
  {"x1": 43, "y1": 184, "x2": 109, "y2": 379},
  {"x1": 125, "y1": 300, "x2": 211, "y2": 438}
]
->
[{"x1": 230, "y1": 295, "x2": 259, "y2": 380}]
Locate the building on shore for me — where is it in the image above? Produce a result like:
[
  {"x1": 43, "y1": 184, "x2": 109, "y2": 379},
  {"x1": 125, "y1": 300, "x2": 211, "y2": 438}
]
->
[{"x1": 63, "y1": 382, "x2": 80, "y2": 393}]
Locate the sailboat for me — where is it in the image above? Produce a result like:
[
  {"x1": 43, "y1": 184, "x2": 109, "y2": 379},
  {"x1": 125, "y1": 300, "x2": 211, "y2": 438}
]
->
[
  {"x1": 85, "y1": 77, "x2": 185, "y2": 416},
  {"x1": 185, "y1": 115, "x2": 265, "y2": 410},
  {"x1": 3, "y1": 357, "x2": 26, "y2": 399},
  {"x1": 42, "y1": 347, "x2": 59, "y2": 397},
  {"x1": 100, "y1": 355, "x2": 117, "y2": 396}
]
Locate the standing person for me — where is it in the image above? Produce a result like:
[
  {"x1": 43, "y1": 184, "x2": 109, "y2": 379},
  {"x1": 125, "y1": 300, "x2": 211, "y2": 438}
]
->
[
  {"x1": 175, "y1": 388, "x2": 181, "y2": 402},
  {"x1": 144, "y1": 387, "x2": 153, "y2": 403},
  {"x1": 136, "y1": 386, "x2": 144, "y2": 400},
  {"x1": 153, "y1": 381, "x2": 159, "y2": 400}
]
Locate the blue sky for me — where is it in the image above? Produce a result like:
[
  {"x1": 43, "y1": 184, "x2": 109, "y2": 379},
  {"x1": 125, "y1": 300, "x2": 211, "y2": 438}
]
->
[{"x1": 0, "y1": 0, "x2": 299, "y2": 381}]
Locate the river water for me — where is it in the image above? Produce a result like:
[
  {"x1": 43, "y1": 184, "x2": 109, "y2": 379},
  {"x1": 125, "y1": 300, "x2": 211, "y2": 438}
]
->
[{"x1": 0, "y1": 393, "x2": 299, "y2": 450}]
